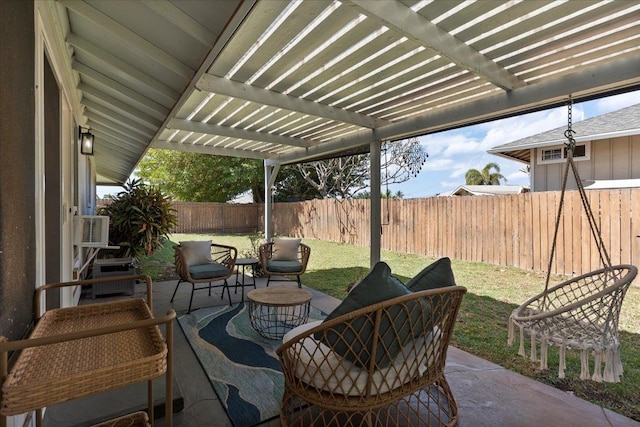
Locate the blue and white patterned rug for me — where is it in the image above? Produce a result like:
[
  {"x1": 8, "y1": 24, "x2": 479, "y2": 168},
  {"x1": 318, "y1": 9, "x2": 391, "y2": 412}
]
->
[{"x1": 177, "y1": 302, "x2": 325, "y2": 427}]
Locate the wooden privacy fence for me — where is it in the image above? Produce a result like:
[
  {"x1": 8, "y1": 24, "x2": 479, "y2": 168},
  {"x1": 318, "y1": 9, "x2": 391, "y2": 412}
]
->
[
  {"x1": 172, "y1": 188, "x2": 640, "y2": 278},
  {"x1": 171, "y1": 202, "x2": 262, "y2": 233}
]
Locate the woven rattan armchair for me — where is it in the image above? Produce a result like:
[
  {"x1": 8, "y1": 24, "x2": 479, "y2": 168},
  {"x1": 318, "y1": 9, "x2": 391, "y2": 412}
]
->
[
  {"x1": 259, "y1": 240, "x2": 310, "y2": 287},
  {"x1": 277, "y1": 286, "x2": 467, "y2": 427},
  {"x1": 171, "y1": 242, "x2": 237, "y2": 313}
]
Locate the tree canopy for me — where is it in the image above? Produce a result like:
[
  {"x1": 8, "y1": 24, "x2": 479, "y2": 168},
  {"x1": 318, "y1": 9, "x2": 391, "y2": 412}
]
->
[
  {"x1": 137, "y1": 150, "x2": 265, "y2": 202},
  {"x1": 137, "y1": 138, "x2": 427, "y2": 202},
  {"x1": 295, "y1": 138, "x2": 428, "y2": 199},
  {"x1": 465, "y1": 162, "x2": 506, "y2": 185}
]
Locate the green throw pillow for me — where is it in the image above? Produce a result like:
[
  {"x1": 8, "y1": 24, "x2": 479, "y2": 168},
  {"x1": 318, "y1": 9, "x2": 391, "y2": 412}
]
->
[
  {"x1": 316, "y1": 262, "x2": 424, "y2": 368},
  {"x1": 405, "y1": 258, "x2": 456, "y2": 329},
  {"x1": 405, "y1": 257, "x2": 456, "y2": 291}
]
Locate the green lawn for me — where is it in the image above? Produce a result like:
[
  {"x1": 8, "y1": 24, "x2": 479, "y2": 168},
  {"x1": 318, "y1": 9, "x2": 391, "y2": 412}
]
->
[{"x1": 140, "y1": 233, "x2": 640, "y2": 421}]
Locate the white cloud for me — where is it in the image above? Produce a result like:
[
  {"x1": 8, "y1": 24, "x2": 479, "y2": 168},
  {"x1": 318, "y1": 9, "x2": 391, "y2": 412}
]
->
[
  {"x1": 421, "y1": 132, "x2": 473, "y2": 157},
  {"x1": 506, "y1": 169, "x2": 529, "y2": 182},
  {"x1": 438, "y1": 179, "x2": 459, "y2": 190},
  {"x1": 424, "y1": 157, "x2": 455, "y2": 171},
  {"x1": 479, "y1": 107, "x2": 571, "y2": 149},
  {"x1": 396, "y1": 91, "x2": 640, "y2": 199},
  {"x1": 443, "y1": 139, "x2": 482, "y2": 156},
  {"x1": 593, "y1": 91, "x2": 640, "y2": 114}
]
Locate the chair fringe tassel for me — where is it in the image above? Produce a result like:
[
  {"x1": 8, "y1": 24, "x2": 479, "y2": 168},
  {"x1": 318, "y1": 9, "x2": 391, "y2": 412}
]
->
[{"x1": 507, "y1": 317, "x2": 623, "y2": 383}]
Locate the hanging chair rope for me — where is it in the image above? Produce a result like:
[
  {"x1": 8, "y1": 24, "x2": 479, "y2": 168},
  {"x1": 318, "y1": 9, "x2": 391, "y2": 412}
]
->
[
  {"x1": 508, "y1": 95, "x2": 637, "y2": 383},
  {"x1": 542, "y1": 96, "x2": 612, "y2": 305}
]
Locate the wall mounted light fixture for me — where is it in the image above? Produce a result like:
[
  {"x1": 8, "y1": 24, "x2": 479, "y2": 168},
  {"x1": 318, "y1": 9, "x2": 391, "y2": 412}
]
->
[{"x1": 79, "y1": 126, "x2": 94, "y2": 155}]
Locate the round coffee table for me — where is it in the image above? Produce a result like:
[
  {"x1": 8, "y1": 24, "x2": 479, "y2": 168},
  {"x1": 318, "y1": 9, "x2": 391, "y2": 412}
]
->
[{"x1": 247, "y1": 287, "x2": 312, "y2": 340}]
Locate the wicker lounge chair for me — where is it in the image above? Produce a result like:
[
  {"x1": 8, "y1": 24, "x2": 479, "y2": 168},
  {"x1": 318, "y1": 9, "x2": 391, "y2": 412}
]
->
[
  {"x1": 509, "y1": 103, "x2": 638, "y2": 383},
  {"x1": 509, "y1": 265, "x2": 637, "y2": 382},
  {"x1": 259, "y1": 239, "x2": 310, "y2": 287},
  {"x1": 171, "y1": 241, "x2": 237, "y2": 313},
  {"x1": 277, "y1": 285, "x2": 466, "y2": 427}
]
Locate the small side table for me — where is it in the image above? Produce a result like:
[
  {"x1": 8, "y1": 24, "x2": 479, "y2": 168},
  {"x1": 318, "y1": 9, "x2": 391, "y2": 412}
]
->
[
  {"x1": 234, "y1": 257, "x2": 259, "y2": 301},
  {"x1": 247, "y1": 287, "x2": 312, "y2": 340}
]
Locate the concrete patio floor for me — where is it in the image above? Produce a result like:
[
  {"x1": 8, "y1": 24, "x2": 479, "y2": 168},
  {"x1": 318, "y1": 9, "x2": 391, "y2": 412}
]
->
[{"x1": 43, "y1": 275, "x2": 638, "y2": 427}]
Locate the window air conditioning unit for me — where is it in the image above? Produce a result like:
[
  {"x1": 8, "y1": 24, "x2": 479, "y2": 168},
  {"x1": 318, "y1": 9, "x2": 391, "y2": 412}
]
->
[{"x1": 74, "y1": 215, "x2": 110, "y2": 247}]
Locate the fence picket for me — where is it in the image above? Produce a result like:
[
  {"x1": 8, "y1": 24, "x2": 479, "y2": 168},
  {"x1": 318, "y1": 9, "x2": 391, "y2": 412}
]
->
[{"x1": 168, "y1": 189, "x2": 639, "y2": 280}]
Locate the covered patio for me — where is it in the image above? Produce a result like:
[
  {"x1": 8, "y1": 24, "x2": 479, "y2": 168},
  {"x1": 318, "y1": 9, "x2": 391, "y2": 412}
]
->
[
  {"x1": 2, "y1": 1, "x2": 640, "y2": 426},
  {"x1": 42, "y1": 276, "x2": 638, "y2": 427},
  {"x1": 27, "y1": 0, "x2": 640, "y2": 265}
]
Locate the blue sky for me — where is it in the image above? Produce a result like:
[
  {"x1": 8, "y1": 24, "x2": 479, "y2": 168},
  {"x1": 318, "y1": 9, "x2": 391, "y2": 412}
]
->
[
  {"x1": 389, "y1": 90, "x2": 640, "y2": 198},
  {"x1": 98, "y1": 90, "x2": 640, "y2": 199}
]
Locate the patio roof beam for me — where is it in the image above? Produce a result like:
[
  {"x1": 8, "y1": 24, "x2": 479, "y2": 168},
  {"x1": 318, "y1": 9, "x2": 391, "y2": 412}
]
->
[
  {"x1": 96, "y1": 160, "x2": 135, "y2": 184},
  {"x1": 138, "y1": 0, "x2": 216, "y2": 47},
  {"x1": 93, "y1": 149, "x2": 139, "y2": 169},
  {"x1": 265, "y1": 129, "x2": 372, "y2": 167},
  {"x1": 86, "y1": 114, "x2": 153, "y2": 146},
  {"x1": 60, "y1": 0, "x2": 194, "y2": 79},
  {"x1": 91, "y1": 131, "x2": 145, "y2": 157},
  {"x1": 90, "y1": 122, "x2": 148, "y2": 149},
  {"x1": 272, "y1": 53, "x2": 640, "y2": 165},
  {"x1": 68, "y1": 36, "x2": 179, "y2": 106},
  {"x1": 153, "y1": 140, "x2": 270, "y2": 160},
  {"x1": 197, "y1": 73, "x2": 386, "y2": 129},
  {"x1": 168, "y1": 118, "x2": 314, "y2": 149},
  {"x1": 84, "y1": 106, "x2": 156, "y2": 139},
  {"x1": 71, "y1": 61, "x2": 170, "y2": 120},
  {"x1": 79, "y1": 84, "x2": 162, "y2": 130},
  {"x1": 348, "y1": 0, "x2": 525, "y2": 92},
  {"x1": 96, "y1": 168, "x2": 130, "y2": 185}
]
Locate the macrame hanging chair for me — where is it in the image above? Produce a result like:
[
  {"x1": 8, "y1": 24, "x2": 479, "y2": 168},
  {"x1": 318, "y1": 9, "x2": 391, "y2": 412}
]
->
[{"x1": 508, "y1": 96, "x2": 637, "y2": 383}]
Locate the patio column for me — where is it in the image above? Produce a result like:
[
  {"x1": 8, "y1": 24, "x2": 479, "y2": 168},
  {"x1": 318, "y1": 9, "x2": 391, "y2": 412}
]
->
[
  {"x1": 370, "y1": 140, "x2": 382, "y2": 268},
  {"x1": 263, "y1": 161, "x2": 280, "y2": 241}
]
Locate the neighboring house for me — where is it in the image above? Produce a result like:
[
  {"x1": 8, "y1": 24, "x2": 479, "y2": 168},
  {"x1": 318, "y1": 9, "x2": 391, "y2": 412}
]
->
[
  {"x1": 228, "y1": 191, "x2": 255, "y2": 204},
  {"x1": 489, "y1": 103, "x2": 640, "y2": 192},
  {"x1": 441, "y1": 185, "x2": 529, "y2": 197}
]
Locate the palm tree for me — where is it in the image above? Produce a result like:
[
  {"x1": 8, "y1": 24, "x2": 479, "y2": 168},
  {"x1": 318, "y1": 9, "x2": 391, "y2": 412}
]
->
[{"x1": 465, "y1": 162, "x2": 506, "y2": 185}]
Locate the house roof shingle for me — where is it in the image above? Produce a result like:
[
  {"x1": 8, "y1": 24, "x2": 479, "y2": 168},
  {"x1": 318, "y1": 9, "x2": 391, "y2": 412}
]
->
[{"x1": 488, "y1": 103, "x2": 640, "y2": 163}]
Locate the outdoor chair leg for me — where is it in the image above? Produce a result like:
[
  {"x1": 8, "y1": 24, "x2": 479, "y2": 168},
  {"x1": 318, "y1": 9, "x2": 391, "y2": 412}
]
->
[
  {"x1": 296, "y1": 275, "x2": 301, "y2": 288},
  {"x1": 188, "y1": 283, "x2": 196, "y2": 314},
  {"x1": 208, "y1": 281, "x2": 212, "y2": 296},
  {"x1": 224, "y1": 279, "x2": 232, "y2": 306},
  {"x1": 170, "y1": 279, "x2": 184, "y2": 302}
]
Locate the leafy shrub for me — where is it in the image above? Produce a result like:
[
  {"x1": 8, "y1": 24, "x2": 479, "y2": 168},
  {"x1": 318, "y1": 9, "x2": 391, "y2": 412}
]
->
[
  {"x1": 97, "y1": 179, "x2": 177, "y2": 259},
  {"x1": 242, "y1": 230, "x2": 265, "y2": 277}
]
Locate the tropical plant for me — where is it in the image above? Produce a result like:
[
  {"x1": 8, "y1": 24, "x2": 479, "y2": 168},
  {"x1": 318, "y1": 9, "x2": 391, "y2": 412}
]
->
[
  {"x1": 465, "y1": 162, "x2": 506, "y2": 185},
  {"x1": 97, "y1": 179, "x2": 177, "y2": 259}
]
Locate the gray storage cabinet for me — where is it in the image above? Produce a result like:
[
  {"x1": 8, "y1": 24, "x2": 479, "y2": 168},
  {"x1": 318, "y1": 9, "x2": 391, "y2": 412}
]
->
[{"x1": 92, "y1": 258, "x2": 136, "y2": 297}]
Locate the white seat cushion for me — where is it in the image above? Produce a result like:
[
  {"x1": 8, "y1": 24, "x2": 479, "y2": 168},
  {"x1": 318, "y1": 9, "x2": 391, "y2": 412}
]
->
[{"x1": 283, "y1": 320, "x2": 440, "y2": 396}]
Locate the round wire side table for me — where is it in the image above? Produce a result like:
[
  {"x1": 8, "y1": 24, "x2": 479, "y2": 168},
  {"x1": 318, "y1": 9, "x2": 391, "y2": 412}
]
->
[{"x1": 247, "y1": 287, "x2": 312, "y2": 340}]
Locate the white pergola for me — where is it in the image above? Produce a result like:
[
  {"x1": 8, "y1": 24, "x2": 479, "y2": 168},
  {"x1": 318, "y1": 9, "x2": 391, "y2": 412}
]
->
[{"x1": 41, "y1": 0, "x2": 640, "y2": 264}]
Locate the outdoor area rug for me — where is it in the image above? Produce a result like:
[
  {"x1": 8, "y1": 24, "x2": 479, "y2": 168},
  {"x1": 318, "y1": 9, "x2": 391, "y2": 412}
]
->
[{"x1": 177, "y1": 301, "x2": 325, "y2": 427}]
